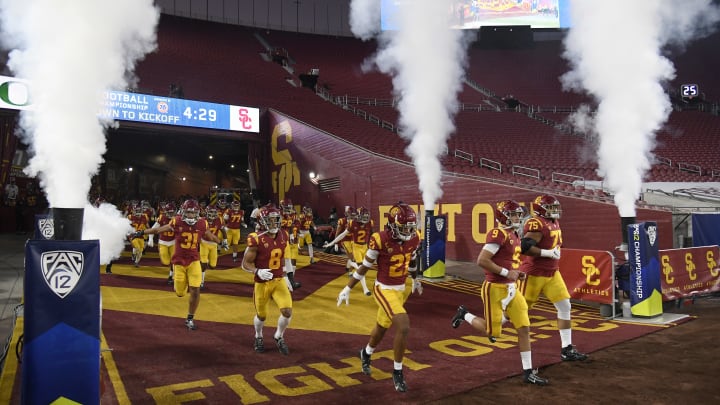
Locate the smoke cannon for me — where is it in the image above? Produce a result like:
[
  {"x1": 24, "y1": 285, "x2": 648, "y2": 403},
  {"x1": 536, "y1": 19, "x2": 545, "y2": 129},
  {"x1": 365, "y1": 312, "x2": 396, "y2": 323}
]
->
[
  {"x1": 51, "y1": 207, "x2": 85, "y2": 241},
  {"x1": 619, "y1": 216, "x2": 636, "y2": 252}
]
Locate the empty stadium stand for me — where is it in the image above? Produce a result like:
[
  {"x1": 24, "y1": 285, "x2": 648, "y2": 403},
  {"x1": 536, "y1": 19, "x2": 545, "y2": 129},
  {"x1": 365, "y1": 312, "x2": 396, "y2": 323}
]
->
[{"x1": 133, "y1": 14, "x2": 718, "y2": 197}]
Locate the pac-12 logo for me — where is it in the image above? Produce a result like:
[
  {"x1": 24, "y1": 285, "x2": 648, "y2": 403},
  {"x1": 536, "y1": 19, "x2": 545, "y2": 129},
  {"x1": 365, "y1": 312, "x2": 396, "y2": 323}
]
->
[
  {"x1": 647, "y1": 225, "x2": 657, "y2": 246},
  {"x1": 435, "y1": 217, "x2": 445, "y2": 232},
  {"x1": 157, "y1": 101, "x2": 169, "y2": 114},
  {"x1": 38, "y1": 218, "x2": 54, "y2": 240},
  {"x1": 41, "y1": 251, "x2": 84, "y2": 299}
]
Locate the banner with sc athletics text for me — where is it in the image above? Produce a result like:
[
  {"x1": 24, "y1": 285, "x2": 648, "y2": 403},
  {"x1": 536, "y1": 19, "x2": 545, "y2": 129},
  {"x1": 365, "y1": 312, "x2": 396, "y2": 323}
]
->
[
  {"x1": 23, "y1": 240, "x2": 101, "y2": 405},
  {"x1": 558, "y1": 248, "x2": 614, "y2": 305},
  {"x1": 658, "y1": 245, "x2": 720, "y2": 300}
]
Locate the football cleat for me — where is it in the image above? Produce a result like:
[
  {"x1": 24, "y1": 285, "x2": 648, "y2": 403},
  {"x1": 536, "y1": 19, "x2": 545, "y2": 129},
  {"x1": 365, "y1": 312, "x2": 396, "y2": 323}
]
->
[
  {"x1": 561, "y1": 344, "x2": 588, "y2": 361},
  {"x1": 185, "y1": 319, "x2": 197, "y2": 331},
  {"x1": 167, "y1": 276, "x2": 174, "y2": 285},
  {"x1": 254, "y1": 337, "x2": 265, "y2": 353},
  {"x1": 392, "y1": 369, "x2": 408, "y2": 392},
  {"x1": 359, "y1": 348, "x2": 372, "y2": 375},
  {"x1": 275, "y1": 337, "x2": 289, "y2": 355},
  {"x1": 451, "y1": 305, "x2": 468, "y2": 328},
  {"x1": 523, "y1": 369, "x2": 548, "y2": 386}
]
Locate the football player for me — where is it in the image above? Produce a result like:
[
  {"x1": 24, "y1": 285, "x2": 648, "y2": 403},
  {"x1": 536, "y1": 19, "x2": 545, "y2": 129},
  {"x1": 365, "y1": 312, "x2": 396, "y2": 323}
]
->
[
  {"x1": 324, "y1": 206, "x2": 373, "y2": 295},
  {"x1": 226, "y1": 200, "x2": 248, "y2": 262},
  {"x1": 519, "y1": 195, "x2": 587, "y2": 362},
  {"x1": 297, "y1": 203, "x2": 316, "y2": 264},
  {"x1": 241, "y1": 204, "x2": 294, "y2": 355},
  {"x1": 199, "y1": 204, "x2": 229, "y2": 289},
  {"x1": 136, "y1": 199, "x2": 222, "y2": 330},
  {"x1": 148, "y1": 201, "x2": 177, "y2": 284},
  {"x1": 127, "y1": 203, "x2": 149, "y2": 267},
  {"x1": 329, "y1": 205, "x2": 357, "y2": 274},
  {"x1": 337, "y1": 203, "x2": 422, "y2": 392},
  {"x1": 451, "y1": 200, "x2": 548, "y2": 385},
  {"x1": 280, "y1": 198, "x2": 301, "y2": 289}
]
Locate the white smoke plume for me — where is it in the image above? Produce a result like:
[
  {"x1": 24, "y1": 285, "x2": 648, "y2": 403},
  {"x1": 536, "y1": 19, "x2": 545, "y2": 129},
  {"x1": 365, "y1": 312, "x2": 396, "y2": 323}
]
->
[
  {"x1": 349, "y1": 0, "x2": 381, "y2": 41},
  {"x1": 0, "y1": 0, "x2": 158, "y2": 262},
  {"x1": 350, "y1": 0, "x2": 471, "y2": 210},
  {"x1": 82, "y1": 202, "x2": 134, "y2": 265},
  {"x1": 561, "y1": 0, "x2": 719, "y2": 217}
]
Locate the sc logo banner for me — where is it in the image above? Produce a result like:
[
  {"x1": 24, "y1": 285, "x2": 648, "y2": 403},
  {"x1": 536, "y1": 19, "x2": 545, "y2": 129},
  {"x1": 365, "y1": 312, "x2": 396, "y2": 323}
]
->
[{"x1": 41, "y1": 250, "x2": 84, "y2": 299}]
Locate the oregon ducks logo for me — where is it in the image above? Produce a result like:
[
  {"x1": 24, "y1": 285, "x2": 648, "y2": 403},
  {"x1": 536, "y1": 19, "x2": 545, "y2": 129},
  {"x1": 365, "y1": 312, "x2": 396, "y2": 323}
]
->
[{"x1": 41, "y1": 251, "x2": 84, "y2": 299}]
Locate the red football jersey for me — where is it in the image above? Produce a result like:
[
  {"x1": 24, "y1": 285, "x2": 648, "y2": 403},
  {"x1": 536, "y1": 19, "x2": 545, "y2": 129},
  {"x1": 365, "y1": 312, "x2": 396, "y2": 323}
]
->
[
  {"x1": 128, "y1": 213, "x2": 149, "y2": 232},
  {"x1": 299, "y1": 213, "x2": 314, "y2": 231},
  {"x1": 349, "y1": 219, "x2": 374, "y2": 245},
  {"x1": 482, "y1": 227, "x2": 520, "y2": 284},
  {"x1": 169, "y1": 216, "x2": 208, "y2": 267},
  {"x1": 368, "y1": 230, "x2": 420, "y2": 287},
  {"x1": 520, "y1": 216, "x2": 562, "y2": 277},
  {"x1": 246, "y1": 230, "x2": 289, "y2": 282},
  {"x1": 226, "y1": 208, "x2": 245, "y2": 229},
  {"x1": 156, "y1": 213, "x2": 175, "y2": 242},
  {"x1": 336, "y1": 217, "x2": 353, "y2": 242},
  {"x1": 203, "y1": 216, "x2": 226, "y2": 242}
]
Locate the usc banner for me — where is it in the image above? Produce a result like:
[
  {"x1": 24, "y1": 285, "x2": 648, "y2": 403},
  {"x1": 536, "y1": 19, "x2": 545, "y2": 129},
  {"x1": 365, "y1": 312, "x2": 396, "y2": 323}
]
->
[
  {"x1": 558, "y1": 249, "x2": 615, "y2": 305},
  {"x1": 658, "y1": 245, "x2": 720, "y2": 300},
  {"x1": 556, "y1": 246, "x2": 720, "y2": 306}
]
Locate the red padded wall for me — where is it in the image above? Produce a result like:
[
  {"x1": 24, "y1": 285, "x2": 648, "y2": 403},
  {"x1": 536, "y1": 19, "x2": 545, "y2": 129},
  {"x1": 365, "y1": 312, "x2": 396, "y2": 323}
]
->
[{"x1": 266, "y1": 110, "x2": 673, "y2": 262}]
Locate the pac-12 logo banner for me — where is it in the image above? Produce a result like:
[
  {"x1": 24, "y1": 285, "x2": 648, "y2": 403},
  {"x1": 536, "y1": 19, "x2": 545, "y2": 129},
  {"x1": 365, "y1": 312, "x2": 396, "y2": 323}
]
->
[
  {"x1": 40, "y1": 251, "x2": 84, "y2": 299},
  {"x1": 23, "y1": 240, "x2": 100, "y2": 405},
  {"x1": 423, "y1": 214, "x2": 447, "y2": 278}
]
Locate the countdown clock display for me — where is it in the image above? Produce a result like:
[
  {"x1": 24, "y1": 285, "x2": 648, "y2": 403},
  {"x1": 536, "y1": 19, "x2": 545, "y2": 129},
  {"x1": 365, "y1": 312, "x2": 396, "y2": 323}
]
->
[
  {"x1": 0, "y1": 75, "x2": 260, "y2": 133},
  {"x1": 102, "y1": 90, "x2": 259, "y2": 133}
]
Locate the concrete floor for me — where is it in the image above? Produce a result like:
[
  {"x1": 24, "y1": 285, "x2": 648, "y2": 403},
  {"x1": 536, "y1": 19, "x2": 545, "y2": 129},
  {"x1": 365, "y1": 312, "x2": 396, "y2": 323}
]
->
[{"x1": 0, "y1": 233, "x2": 25, "y2": 370}]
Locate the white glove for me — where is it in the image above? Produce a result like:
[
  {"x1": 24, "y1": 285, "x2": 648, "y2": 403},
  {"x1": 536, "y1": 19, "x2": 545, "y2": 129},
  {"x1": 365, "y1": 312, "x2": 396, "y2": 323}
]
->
[
  {"x1": 337, "y1": 286, "x2": 351, "y2": 306},
  {"x1": 256, "y1": 268, "x2": 273, "y2": 281},
  {"x1": 412, "y1": 278, "x2": 423, "y2": 295},
  {"x1": 323, "y1": 241, "x2": 332, "y2": 248},
  {"x1": 289, "y1": 234, "x2": 295, "y2": 243},
  {"x1": 242, "y1": 223, "x2": 248, "y2": 228},
  {"x1": 334, "y1": 244, "x2": 339, "y2": 252},
  {"x1": 284, "y1": 276, "x2": 294, "y2": 292},
  {"x1": 147, "y1": 235, "x2": 154, "y2": 248},
  {"x1": 540, "y1": 246, "x2": 561, "y2": 259},
  {"x1": 221, "y1": 239, "x2": 229, "y2": 251},
  {"x1": 350, "y1": 261, "x2": 359, "y2": 270}
]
